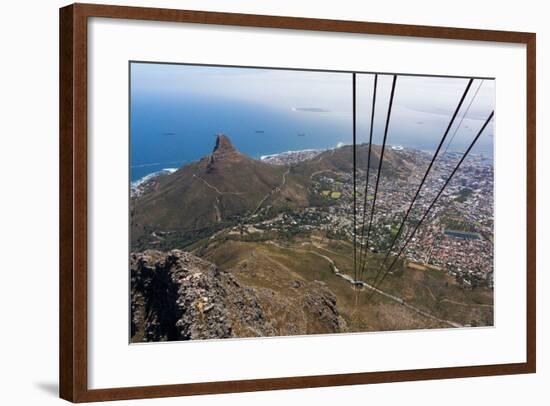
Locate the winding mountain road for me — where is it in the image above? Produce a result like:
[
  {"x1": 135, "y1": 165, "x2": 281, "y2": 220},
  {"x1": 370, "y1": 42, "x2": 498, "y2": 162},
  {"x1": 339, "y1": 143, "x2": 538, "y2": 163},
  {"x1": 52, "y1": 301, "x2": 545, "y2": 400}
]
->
[
  {"x1": 253, "y1": 165, "x2": 291, "y2": 214},
  {"x1": 268, "y1": 240, "x2": 462, "y2": 328}
]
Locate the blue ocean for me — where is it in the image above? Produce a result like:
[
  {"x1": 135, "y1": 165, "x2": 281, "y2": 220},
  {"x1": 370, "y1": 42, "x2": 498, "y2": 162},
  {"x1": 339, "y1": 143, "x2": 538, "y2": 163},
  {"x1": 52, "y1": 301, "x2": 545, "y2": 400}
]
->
[
  {"x1": 130, "y1": 93, "x2": 353, "y2": 181},
  {"x1": 130, "y1": 89, "x2": 494, "y2": 182}
]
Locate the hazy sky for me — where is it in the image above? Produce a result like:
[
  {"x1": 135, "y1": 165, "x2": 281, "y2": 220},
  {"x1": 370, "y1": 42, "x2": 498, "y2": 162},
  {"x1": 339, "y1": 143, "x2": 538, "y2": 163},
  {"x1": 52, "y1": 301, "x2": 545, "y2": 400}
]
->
[{"x1": 131, "y1": 63, "x2": 495, "y2": 153}]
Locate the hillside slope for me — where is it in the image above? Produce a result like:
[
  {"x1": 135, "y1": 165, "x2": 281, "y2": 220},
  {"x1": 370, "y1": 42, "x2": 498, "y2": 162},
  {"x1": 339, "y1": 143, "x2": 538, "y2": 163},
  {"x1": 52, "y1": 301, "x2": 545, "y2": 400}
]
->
[
  {"x1": 131, "y1": 134, "x2": 408, "y2": 249},
  {"x1": 130, "y1": 249, "x2": 347, "y2": 342},
  {"x1": 131, "y1": 135, "x2": 309, "y2": 246}
]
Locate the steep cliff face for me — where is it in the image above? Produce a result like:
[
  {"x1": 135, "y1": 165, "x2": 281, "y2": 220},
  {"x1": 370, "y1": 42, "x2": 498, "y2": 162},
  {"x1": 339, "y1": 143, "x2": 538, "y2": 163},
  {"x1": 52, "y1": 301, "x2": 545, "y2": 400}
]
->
[
  {"x1": 130, "y1": 250, "x2": 275, "y2": 342},
  {"x1": 207, "y1": 133, "x2": 243, "y2": 171},
  {"x1": 130, "y1": 249, "x2": 347, "y2": 342}
]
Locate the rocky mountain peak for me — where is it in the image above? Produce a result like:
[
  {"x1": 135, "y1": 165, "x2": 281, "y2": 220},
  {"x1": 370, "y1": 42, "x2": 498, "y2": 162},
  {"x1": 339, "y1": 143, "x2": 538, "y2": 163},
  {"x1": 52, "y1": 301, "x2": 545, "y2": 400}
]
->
[
  {"x1": 207, "y1": 134, "x2": 243, "y2": 170},
  {"x1": 213, "y1": 133, "x2": 237, "y2": 155}
]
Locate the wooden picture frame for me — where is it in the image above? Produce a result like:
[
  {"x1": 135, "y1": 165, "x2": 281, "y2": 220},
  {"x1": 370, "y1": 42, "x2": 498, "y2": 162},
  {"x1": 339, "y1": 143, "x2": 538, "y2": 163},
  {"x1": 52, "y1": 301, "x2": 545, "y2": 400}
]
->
[{"x1": 59, "y1": 3, "x2": 536, "y2": 402}]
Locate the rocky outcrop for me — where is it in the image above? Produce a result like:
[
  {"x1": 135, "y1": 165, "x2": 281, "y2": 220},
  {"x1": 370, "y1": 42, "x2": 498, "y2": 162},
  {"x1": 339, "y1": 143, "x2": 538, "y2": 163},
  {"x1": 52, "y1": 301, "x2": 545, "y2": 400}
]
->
[
  {"x1": 130, "y1": 250, "x2": 275, "y2": 342},
  {"x1": 303, "y1": 280, "x2": 346, "y2": 333},
  {"x1": 131, "y1": 249, "x2": 347, "y2": 342},
  {"x1": 207, "y1": 133, "x2": 243, "y2": 171},
  {"x1": 227, "y1": 259, "x2": 348, "y2": 338},
  {"x1": 213, "y1": 133, "x2": 238, "y2": 156}
]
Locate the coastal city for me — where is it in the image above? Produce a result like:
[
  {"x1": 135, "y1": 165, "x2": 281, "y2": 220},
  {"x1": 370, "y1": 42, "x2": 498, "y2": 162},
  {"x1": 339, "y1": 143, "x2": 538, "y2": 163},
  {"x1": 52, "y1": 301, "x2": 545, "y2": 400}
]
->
[{"x1": 244, "y1": 145, "x2": 494, "y2": 289}]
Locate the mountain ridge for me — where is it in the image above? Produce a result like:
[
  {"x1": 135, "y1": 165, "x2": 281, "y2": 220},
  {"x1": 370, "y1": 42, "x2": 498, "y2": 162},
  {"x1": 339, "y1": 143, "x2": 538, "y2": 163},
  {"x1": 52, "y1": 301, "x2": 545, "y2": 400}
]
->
[{"x1": 131, "y1": 134, "x2": 407, "y2": 249}]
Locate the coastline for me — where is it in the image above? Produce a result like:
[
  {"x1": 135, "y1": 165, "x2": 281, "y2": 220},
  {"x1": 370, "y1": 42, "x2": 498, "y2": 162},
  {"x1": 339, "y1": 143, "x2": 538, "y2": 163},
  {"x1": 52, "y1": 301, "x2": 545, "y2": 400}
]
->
[
  {"x1": 131, "y1": 144, "x2": 493, "y2": 188},
  {"x1": 259, "y1": 148, "x2": 324, "y2": 161},
  {"x1": 131, "y1": 168, "x2": 178, "y2": 197}
]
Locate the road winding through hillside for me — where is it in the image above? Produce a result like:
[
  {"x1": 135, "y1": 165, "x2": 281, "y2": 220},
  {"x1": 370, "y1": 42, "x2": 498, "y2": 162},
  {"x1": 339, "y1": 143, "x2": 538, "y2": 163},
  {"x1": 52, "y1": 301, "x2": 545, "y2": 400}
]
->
[
  {"x1": 253, "y1": 165, "x2": 291, "y2": 214},
  {"x1": 267, "y1": 240, "x2": 462, "y2": 328}
]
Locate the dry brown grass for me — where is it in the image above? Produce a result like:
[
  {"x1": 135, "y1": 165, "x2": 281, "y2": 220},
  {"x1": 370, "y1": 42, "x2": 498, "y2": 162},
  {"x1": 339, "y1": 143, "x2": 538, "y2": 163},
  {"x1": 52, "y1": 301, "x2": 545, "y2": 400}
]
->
[{"x1": 200, "y1": 238, "x2": 491, "y2": 335}]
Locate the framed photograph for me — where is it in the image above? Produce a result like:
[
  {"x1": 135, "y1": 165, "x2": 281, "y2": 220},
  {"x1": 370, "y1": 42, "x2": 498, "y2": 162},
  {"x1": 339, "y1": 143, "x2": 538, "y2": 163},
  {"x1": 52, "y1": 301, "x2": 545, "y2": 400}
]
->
[{"x1": 59, "y1": 3, "x2": 536, "y2": 402}]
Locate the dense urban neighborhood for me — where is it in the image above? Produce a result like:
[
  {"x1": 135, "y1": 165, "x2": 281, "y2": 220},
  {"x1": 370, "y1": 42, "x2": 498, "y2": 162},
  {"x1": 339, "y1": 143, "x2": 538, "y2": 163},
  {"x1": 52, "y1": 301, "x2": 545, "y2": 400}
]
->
[{"x1": 245, "y1": 146, "x2": 494, "y2": 289}]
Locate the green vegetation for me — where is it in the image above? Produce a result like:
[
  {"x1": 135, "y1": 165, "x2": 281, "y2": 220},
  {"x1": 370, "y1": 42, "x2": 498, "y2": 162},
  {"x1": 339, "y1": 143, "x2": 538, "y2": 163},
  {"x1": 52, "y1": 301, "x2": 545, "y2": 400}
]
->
[
  {"x1": 454, "y1": 187, "x2": 474, "y2": 203},
  {"x1": 390, "y1": 223, "x2": 400, "y2": 239},
  {"x1": 443, "y1": 217, "x2": 478, "y2": 232}
]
